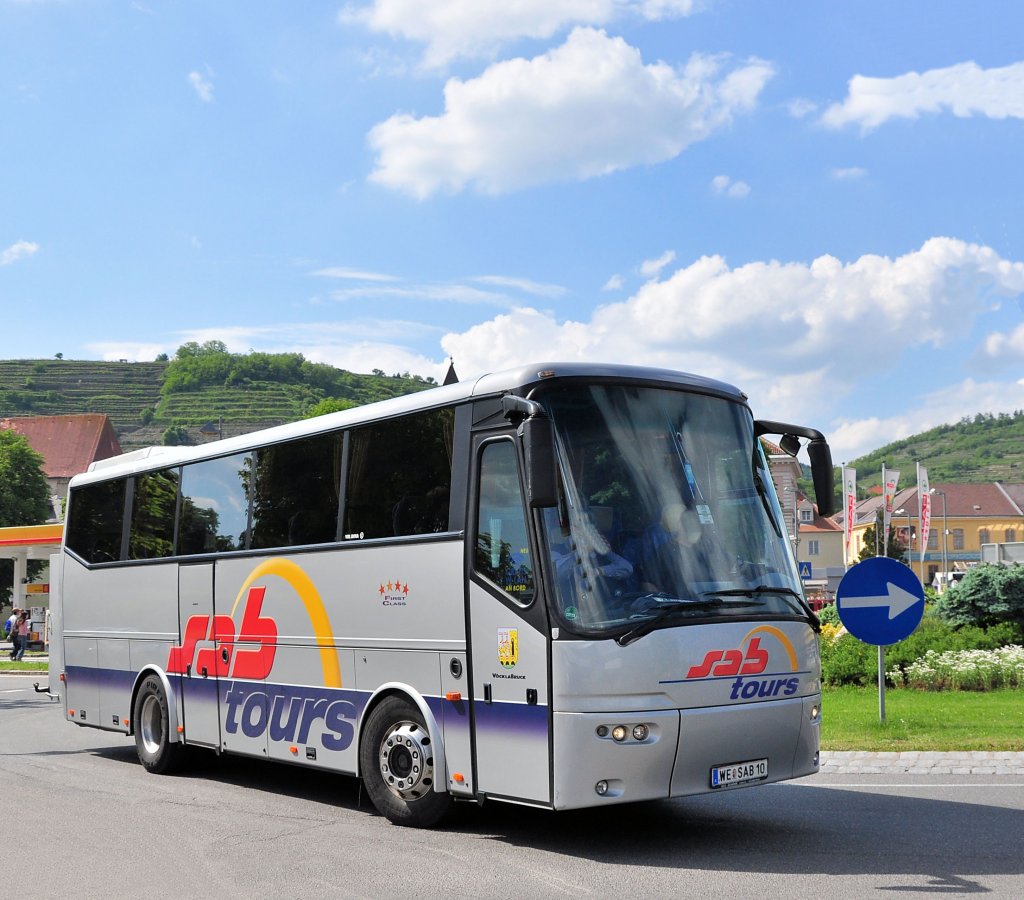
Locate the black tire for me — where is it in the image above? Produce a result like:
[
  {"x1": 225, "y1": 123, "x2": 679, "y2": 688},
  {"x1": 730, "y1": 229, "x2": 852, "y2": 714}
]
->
[
  {"x1": 359, "y1": 695, "x2": 452, "y2": 827},
  {"x1": 133, "y1": 674, "x2": 187, "y2": 775}
]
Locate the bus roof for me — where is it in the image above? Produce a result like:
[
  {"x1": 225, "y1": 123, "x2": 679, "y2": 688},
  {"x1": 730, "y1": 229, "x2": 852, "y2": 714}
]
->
[{"x1": 71, "y1": 362, "x2": 744, "y2": 486}]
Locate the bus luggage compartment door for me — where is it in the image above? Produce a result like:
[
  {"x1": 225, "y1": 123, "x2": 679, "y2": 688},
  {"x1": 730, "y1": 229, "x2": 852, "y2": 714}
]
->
[{"x1": 177, "y1": 562, "x2": 221, "y2": 749}]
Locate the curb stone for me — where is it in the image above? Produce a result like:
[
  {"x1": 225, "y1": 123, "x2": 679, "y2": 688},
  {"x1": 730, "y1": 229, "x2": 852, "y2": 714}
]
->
[{"x1": 819, "y1": 750, "x2": 1024, "y2": 776}]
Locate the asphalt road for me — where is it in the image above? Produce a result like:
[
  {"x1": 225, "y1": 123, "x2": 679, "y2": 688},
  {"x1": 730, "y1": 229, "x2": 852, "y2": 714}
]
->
[{"x1": 2, "y1": 674, "x2": 1022, "y2": 899}]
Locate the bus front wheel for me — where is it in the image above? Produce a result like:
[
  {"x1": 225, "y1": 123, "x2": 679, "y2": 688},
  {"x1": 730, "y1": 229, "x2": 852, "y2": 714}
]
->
[
  {"x1": 359, "y1": 695, "x2": 452, "y2": 827},
  {"x1": 133, "y1": 674, "x2": 186, "y2": 775}
]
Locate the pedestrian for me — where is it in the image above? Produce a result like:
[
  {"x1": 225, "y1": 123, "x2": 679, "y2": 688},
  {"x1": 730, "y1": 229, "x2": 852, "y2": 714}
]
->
[
  {"x1": 6, "y1": 608, "x2": 18, "y2": 659},
  {"x1": 12, "y1": 610, "x2": 29, "y2": 661}
]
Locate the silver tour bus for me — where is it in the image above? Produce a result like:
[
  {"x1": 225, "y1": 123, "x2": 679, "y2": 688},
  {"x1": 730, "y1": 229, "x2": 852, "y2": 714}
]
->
[{"x1": 50, "y1": 362, "x2": 834, "y2": 827}]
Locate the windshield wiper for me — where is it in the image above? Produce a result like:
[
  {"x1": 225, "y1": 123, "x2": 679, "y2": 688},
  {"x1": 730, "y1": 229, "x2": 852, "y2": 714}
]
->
[
  {"x1": 616, "y1": 597, "x2": 764, "y2": 647},
  {"x1": 706, "y1": 585, "x2": 820, "y2": 630},
  {"x1": 705, "y1": 585, "x2": 802, "y2": 599}
]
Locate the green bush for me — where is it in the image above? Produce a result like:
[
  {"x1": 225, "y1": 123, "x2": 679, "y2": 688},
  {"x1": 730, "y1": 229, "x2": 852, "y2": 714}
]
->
[
  {"x1": 817, "y1": 603, "x2": 840, "y2": 626},
  {"x1": 820, "y1": 610, "x2": 1023, "y2": 687},
  {"x1": 934, "y1": 564, "x2": 1024, "y2": 632},
  {"x1": 820, "y1": 630, "x2": 875, "y2": 686}
]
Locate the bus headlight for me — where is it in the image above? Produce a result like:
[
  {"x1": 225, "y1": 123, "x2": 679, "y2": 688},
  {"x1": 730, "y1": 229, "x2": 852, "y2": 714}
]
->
[
  {"x1": 810, "y1": 705, "x2": 820, "y2": 721},
  {"x1": 595, "y1": 780, "x2": 609, "y2": 796},
  {"x1": 611, "y1": 725, "x2": 628, "y2": 742},
  {"x1": 631, "y1": 724, "x2": 649, "y2": 742}
]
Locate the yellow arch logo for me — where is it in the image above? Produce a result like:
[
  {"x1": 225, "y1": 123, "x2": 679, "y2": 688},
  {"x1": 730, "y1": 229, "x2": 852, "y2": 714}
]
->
[
  {"x1": 230, "y1": 558, "x2": 341, "y2": 688},
  {"x1": 742, "y1": 625, "x2": 799, "y2": 672}
]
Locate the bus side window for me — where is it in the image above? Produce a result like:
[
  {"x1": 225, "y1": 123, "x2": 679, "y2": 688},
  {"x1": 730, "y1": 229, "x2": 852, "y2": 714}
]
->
[
  {"x1": 178, "y1": 453, "x2": 252, "y2": 555},
  {"x1": 250, "y1": 432, "x2": 342, "y2": 549},
  {"x1": 344, "y1": 408, "x2": 454, "y2": 540},
  {"x1": 475, "y1": 442, "x2": 534, "y2": 605},
  {"x1": 128, "y1": 469, "x2": 179, "y2": 560},
  {"x1": 66, "y1": 478, "x2": 127, "y2": 564}
]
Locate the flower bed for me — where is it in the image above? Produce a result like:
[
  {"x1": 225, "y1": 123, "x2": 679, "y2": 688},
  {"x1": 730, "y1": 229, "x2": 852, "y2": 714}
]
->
[{"x1": 889, "y1": 646, "x2": 1024, "y2": 691}]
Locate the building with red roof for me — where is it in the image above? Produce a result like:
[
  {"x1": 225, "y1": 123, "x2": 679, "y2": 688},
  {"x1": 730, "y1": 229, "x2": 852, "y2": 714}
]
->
[{"x1": 0, "y1": 414, "x2": 122, "y2": 511}]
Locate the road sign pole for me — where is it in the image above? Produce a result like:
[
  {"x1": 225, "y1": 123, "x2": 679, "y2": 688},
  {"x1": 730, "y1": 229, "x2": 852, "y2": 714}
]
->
[{"x1": 878, "y1": 645, "x2": 886, "y2": 723}]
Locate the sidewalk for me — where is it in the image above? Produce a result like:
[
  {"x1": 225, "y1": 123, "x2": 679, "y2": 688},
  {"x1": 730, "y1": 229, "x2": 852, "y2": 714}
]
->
[{"x1": 819, "y1": 750, "x2": 1024, "y2": 775}]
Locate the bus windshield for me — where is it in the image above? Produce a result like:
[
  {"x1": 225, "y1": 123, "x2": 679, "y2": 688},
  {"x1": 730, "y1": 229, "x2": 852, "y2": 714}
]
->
[{"x1": 539, "y1": 383, "x2": 807, "y2": 637}]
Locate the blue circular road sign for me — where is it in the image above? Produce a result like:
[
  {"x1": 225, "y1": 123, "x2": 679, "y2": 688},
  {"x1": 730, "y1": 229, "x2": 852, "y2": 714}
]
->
[{"x1": 835, "y1": 557, "x2": 925, "y2": 646}]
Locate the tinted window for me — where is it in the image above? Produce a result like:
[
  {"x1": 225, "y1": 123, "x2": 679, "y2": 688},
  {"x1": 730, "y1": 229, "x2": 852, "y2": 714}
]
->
[
  {"x1": 251, "y1": 433, "x2": 342, "y2": 549},
  {"x1": 129, "y1": 469, "x2": 179, "y2": 560},
  {"x1": 344, "y1": 409, "x2": 453, "y2": 540},
  {"x1": 475, "y1": 441, "x2": 534, "y2": 604},
  {"x1": 178, "y1": 453, "x2": 251, "y2": 555},
  {"x1": 67, "y1": 479, "x2": 126, "y2": 564}
]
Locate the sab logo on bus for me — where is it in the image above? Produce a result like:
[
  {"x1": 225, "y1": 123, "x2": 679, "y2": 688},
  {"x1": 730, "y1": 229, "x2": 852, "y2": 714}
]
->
[
  {"x1": 167, "y1": 585, "x2": 277, "y2": 680},
  {"x1": 685, "y1": 626, "x2": 801, "y2": 700},
  {"x1": 166, "y1": 576, "x2": 356, "y2": 752}
]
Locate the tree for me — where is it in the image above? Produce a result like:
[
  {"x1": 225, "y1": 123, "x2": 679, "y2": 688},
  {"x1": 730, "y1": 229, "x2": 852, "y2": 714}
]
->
[
  {"x1": 0, "y1": 429, "x2": 52, "y2": 604},
  {"x1": 175, "y1": 339, "x2": 228, "y2": 359},
  {"x1": 162, "y1": 424, "x2": 190, "y2": 446},
  {"x1": 934, "y1": 564, "x2": 1024, "y2": 633},
  {"x1": 304, "y1": 398, "x2": 357, "y2": 419},
  {"x1": 857, "y1": 509, "x2": 909, "y2": 563}
]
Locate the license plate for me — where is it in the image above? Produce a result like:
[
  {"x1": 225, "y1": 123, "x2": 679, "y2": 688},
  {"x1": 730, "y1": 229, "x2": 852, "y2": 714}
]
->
[{"x1": 710, "y1": 758, "x2": 768, "y2": 788}]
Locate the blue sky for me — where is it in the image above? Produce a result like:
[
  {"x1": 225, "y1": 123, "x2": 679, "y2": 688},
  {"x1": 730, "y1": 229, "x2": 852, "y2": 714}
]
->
[{"x1": 2, "y1": 1, "x2": 1023, "y2": 463}]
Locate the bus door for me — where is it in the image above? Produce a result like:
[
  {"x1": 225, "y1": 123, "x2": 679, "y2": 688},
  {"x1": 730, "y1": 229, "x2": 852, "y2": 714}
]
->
[
  {"x1": 177, "y1": 562, "x2": 221, "y2": 748},
  {"x1": 467, "y1": 437, "x2": 551, "y2": 805}
]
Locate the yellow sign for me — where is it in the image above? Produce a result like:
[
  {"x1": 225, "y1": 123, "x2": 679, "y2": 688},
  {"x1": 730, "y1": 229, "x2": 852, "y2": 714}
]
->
[{"x1": 26, "y1": 583, "x2": 49, "y2": 594}]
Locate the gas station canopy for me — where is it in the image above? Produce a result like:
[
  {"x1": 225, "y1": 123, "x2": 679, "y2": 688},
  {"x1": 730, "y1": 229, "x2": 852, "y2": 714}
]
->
[{"x1": 0, "y1": 524, "x2": 63, "y2": 609}]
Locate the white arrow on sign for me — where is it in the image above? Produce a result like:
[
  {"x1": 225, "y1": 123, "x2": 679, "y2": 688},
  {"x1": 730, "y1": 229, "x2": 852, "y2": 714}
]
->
[{"x1": 840, "y1": 582, "x2": 921, "y2": 619}]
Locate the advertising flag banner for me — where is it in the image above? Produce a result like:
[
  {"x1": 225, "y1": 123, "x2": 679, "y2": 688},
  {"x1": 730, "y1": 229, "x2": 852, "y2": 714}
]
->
[
  {"x1": 882, "y1": 468, "x2": 900, "y2": 556},
  {"x1": 918, "y1": 464, "x2": 931, "y2": 558},
  {"x1": 843, "y1": 466, "x2": 857, "y2": 566}
]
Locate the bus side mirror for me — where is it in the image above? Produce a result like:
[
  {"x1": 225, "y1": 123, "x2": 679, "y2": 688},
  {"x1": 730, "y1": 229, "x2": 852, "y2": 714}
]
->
[
  {"x1": 520, "y1": 415, "x2": 558, "y2": 509},
  {"x1": 755, "y1": 419, "x2": 836, "y2": 518},
  {"x1": 806, "y1": 439, "x2": 835, "y2": 518}
]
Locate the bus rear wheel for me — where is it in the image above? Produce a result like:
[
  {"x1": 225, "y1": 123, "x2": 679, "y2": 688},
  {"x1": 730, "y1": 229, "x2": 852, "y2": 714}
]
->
[
  {"x1": 133, "y1": 674, "x2": 186, "y2": 775},
  {"x1": 359, "y1": 695, "x2": 452, "y2": 827}
]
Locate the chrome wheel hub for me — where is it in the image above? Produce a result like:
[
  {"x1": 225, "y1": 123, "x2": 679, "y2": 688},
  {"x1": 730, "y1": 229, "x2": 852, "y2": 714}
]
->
[
  {"x1": 139, "y1": 694, "x2": 163, "y2": 755},
  {"x1": 378, "y1": 721, "x2": 433, "y2": 800}
]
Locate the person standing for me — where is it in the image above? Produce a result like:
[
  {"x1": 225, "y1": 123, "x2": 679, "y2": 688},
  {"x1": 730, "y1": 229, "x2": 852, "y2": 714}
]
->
[
  {"x1": 6, "y1": 608, "x2": 18, "y2": 659},
  {"x1": 12, "y1": 610, "x2": 29, "y2": 661}
]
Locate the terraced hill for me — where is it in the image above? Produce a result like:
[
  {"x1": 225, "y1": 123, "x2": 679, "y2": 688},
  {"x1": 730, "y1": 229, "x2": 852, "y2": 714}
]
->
[{"x1": 0, "y1": 358, "x2": 430, "y2": 453}]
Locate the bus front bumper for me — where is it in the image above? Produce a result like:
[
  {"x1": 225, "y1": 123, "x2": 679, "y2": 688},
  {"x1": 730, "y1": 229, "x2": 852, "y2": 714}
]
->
[{"x1": 551, "y1": 694, "x2": 820, "y2": 810}]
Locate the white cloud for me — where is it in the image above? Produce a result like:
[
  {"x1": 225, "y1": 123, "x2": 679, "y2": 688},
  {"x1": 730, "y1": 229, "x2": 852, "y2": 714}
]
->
[
  {"x1": 974, "y1": 322, "x2": 1024, "y2": 371},
  {"x1": 0, "y1": 240, "x2": 39, "y2": 266},
  {"x1": 344, "y1": 0, "x2": 698, "y2": 68},
  {"x1": 787, "y1": 98, "x2": 817, "y2": 119},
  {"x1": 310, "y1": 266, "x2": 401, "y2": 281},
  {"x1": 822, "y1": 60, "x2": 1024, "y2": 132},
  {"x1": 173, "y1": 321, "x2": 449, "y2": 382},
  {"x1": 830, "y1": 377, "x2": 1024, "y2": 462},
  {"x1": 472, "y1": 275, "x2": 567, "y2": 297},
  {"x1": 326, "y1": 283, "x2": 512, "y2": 306},
  {"x1": 188, "y1": 69, "x2": 215, "y2": 103},
  {"x1": 602, "y1": 274, "x2": 625, "y2": 291},
  {"x1": 831, "y1": 166, "x2": 867, "y2": 180},
  {"x1": 640, "y1": 250, "x2": 676, "y2": 278},
  {"x1": 440, "y1": 238, "x2": 1024, "y2": 453},
  {"x1": 711, "y1": 174, "x2": 750, "y2": 197},
  {"x1": 368, "y1": 28, "x2": 774, "y2": 197},
  {"x1": 88, "y1": 343, "x2": 169, "y2": 362}
]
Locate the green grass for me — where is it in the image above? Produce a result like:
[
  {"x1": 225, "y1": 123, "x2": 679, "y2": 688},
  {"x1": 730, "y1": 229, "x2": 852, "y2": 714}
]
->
[
  {"x1": 822, "y1": 685, "x2": 1024, "y2": 751},
  {"x1": 0, "y1": 657, "x2": 48, "y2": 673}
]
